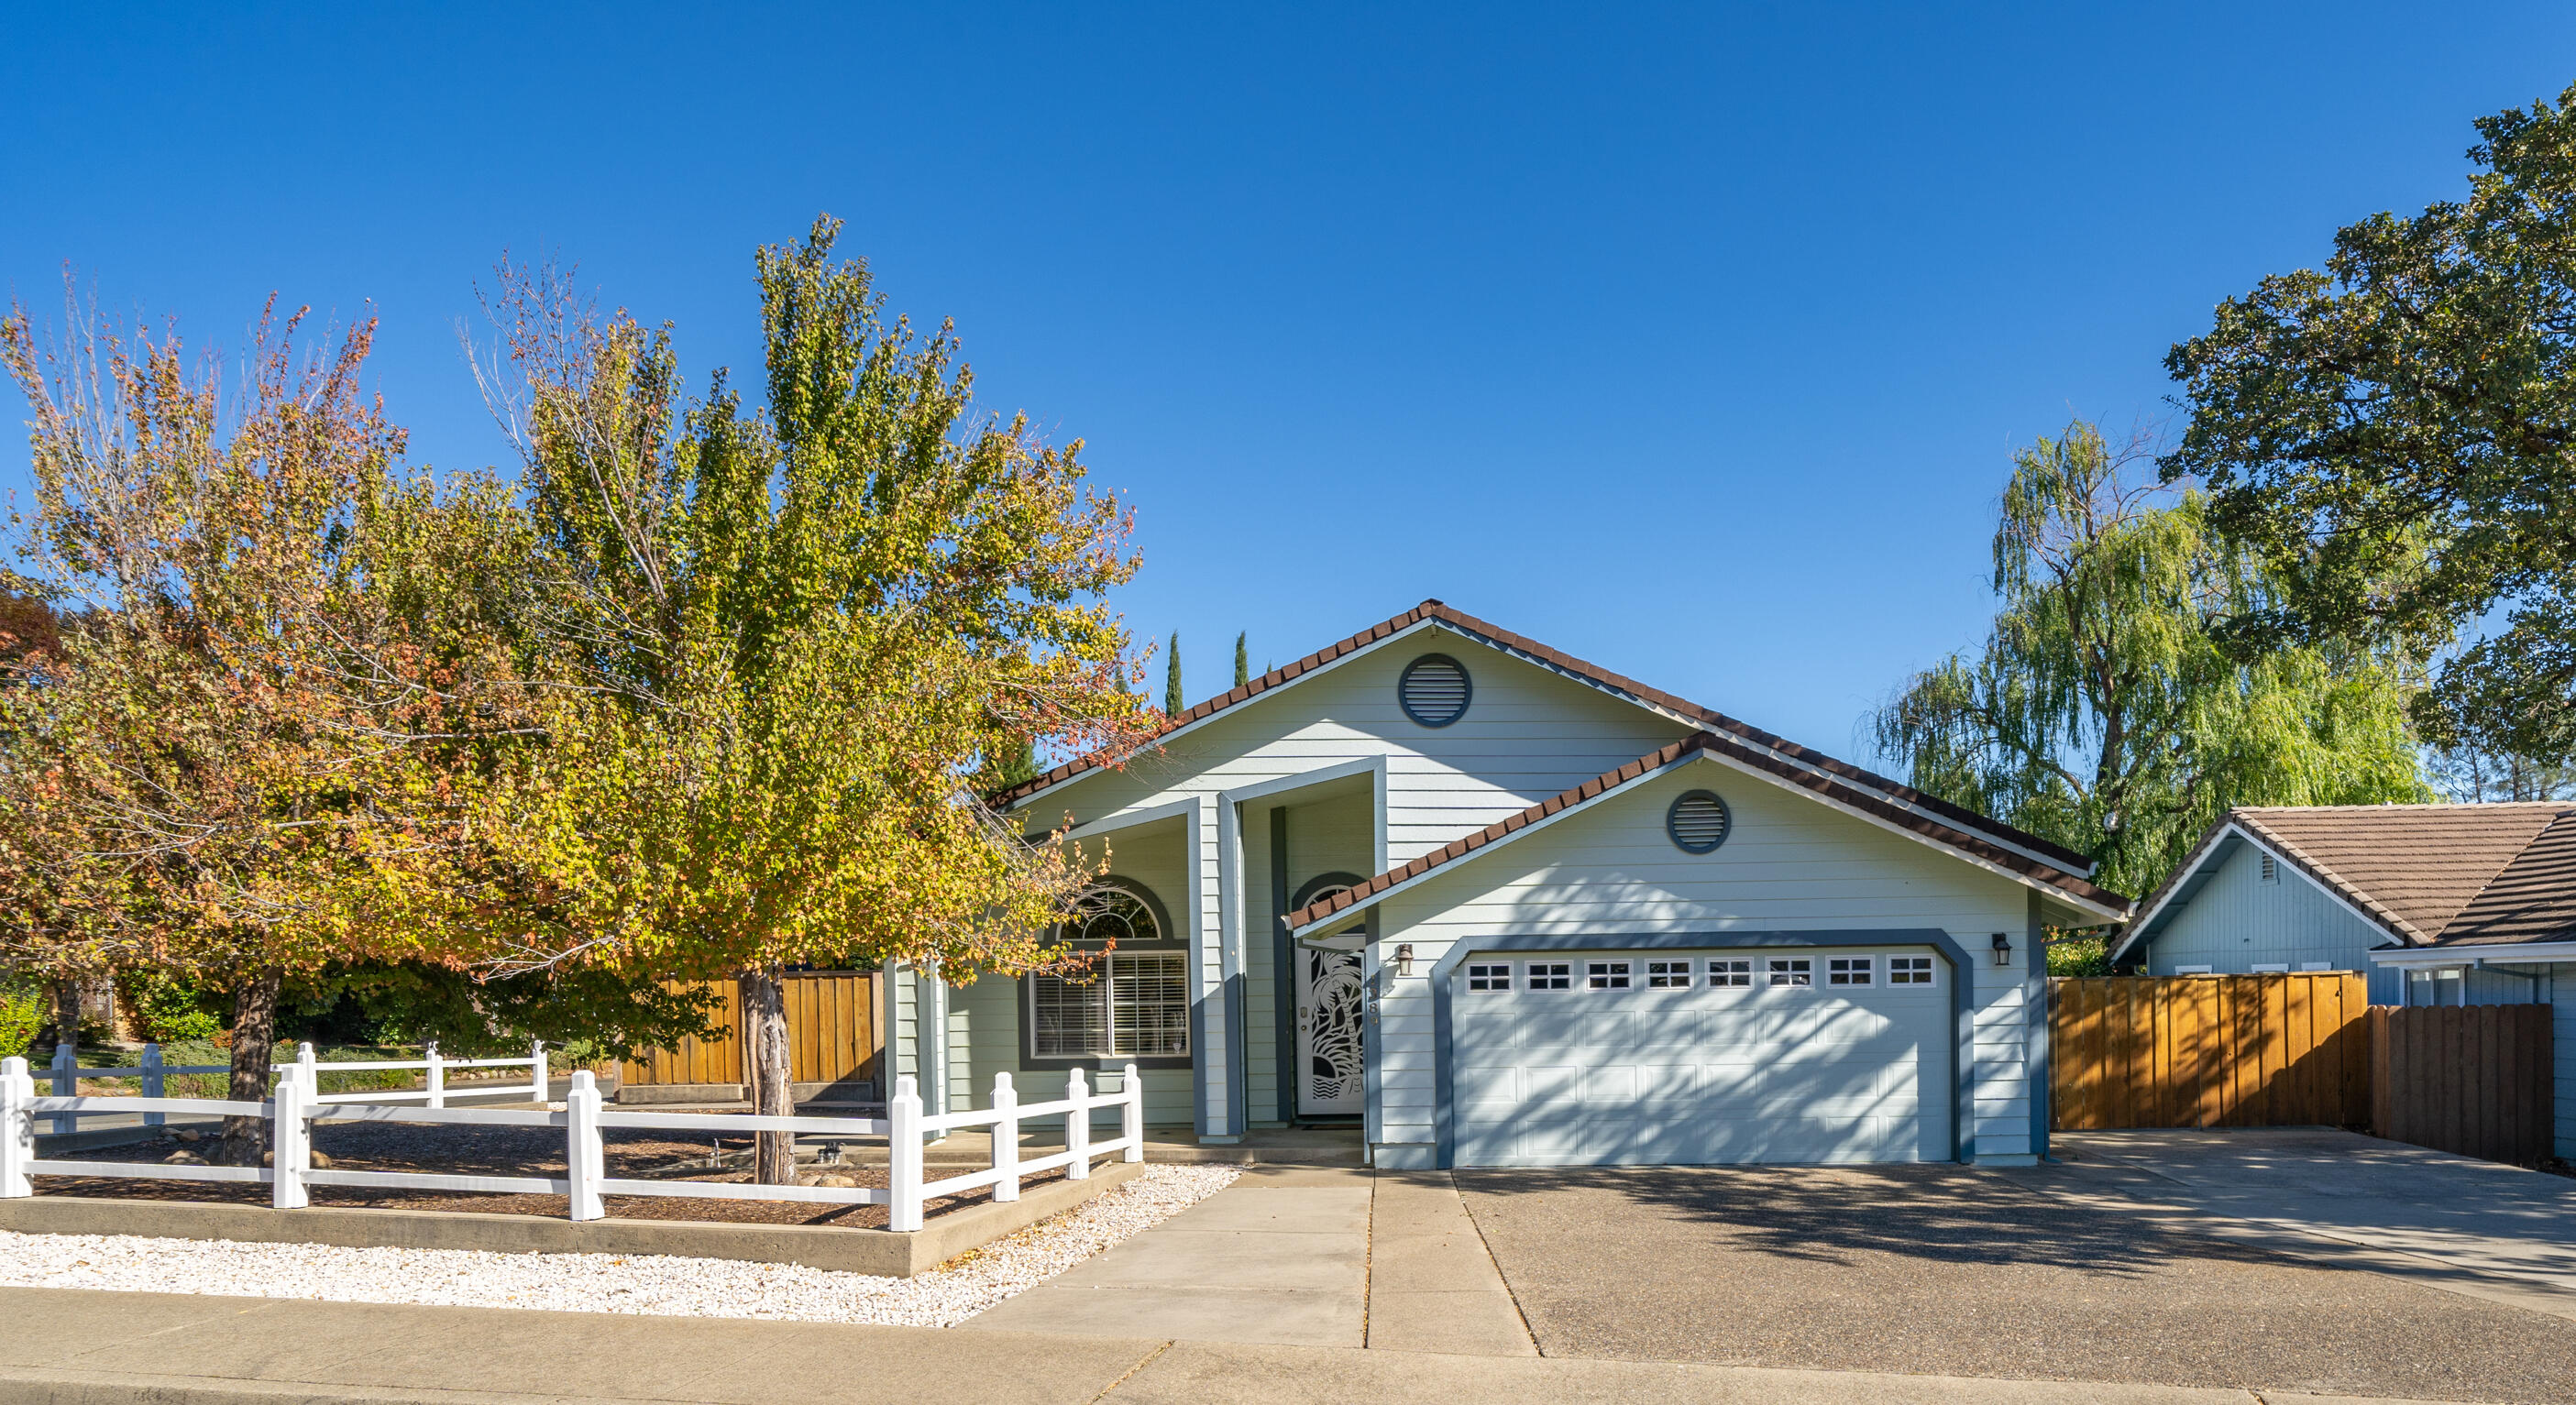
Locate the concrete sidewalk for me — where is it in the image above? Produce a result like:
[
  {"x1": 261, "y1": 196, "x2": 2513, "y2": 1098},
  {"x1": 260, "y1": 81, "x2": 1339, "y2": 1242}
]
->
[
  {"x1": 0, "y1": 1287, "x2": 2462, "y2": 1404},
  {"x1": 961, "y1": 1164, "x2": 1532, "y2": 1355}
]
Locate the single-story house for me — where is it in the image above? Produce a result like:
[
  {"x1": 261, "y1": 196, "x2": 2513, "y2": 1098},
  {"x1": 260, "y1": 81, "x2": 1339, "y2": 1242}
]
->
[
  {"x1": 877, "y1": 601, "x2": 2130, "y2": 1169},
  {"x1": 2110, "y1": 802, "x2": 2576, "y2": 1157}
]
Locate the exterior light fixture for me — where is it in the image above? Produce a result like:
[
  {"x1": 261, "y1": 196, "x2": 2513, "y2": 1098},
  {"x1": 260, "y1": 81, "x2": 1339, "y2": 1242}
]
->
[
  {"x1": 1393, "y1": 943, "x2": 1415, "y2": 977},
  {"x1": 1991, "y1": 932, "x2": 2013, "y2": 967}
]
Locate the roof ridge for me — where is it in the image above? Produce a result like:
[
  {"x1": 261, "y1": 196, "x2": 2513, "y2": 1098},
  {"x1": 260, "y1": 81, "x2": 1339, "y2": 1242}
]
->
[
  {"x1": 1284, "y1": 731, "x2": 2128, "y2": 932},
  {"x1": 2434, "y1": 807, "x2": 2576, "y2": 942},
  {"x1": 991, "y1": 598, "x2": 2093, "y2": 873},
  {"x1": 2235, "y1": 801, "x2": 2576, "y2": 814}
]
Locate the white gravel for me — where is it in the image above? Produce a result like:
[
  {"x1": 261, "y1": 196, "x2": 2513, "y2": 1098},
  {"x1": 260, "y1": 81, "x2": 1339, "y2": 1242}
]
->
[{"x1": 0, "y1": 1163, "x2": 1238, "y2": 1327}]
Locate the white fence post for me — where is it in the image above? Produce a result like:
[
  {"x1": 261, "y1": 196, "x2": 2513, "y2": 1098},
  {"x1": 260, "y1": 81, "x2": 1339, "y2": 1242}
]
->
[
  {"x1": 297, "y1": 1041, "x2": 319, "y2": 1098},
  {"x1": 48, "y1": 1042, "x2": 74, "y2": 1136},
  {"x1": 566, "y1": 1070, "x2": 604, "y2": 1222},
  {"x1": 141, "y1": 1043, "x2": 165, "y2": 1129},
  {"x1": 1, "y1": 1056, "x2": 32, "y2": 1197},
  {"x1": 1121, "y1": 1061, "x2": 1144, "y2": 1162},
  {"x1": 529, "y1": 1040, "x2": 549, "y2": 1103},
  {"x1": 887, "y1": 1074, "x2": 923, "y2": 1232},
  {"x1": 1063, "y1": 1067, "x2": 1090, "y2": 1180},
  {"x1": 989, "y1": 1072, "x2": 1018, "y2": 1202},
  {"x1": 270, "y1": 1068, "x2": 310, "y2": 1210},
  {"x1": 425, "y1": 1040, "x2": 444, "y2": 1110}
]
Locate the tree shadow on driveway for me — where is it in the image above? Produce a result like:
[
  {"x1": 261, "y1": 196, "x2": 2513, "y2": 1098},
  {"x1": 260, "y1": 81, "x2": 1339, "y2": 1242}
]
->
[{"x1": 1449, "y1": 1162, "x2": 2576, "y2": 1402}]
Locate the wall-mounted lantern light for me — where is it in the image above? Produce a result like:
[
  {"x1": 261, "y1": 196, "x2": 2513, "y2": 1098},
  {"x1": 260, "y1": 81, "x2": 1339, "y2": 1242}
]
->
[
  {"x1": 1991, "y1": 932, "x2": 2013, "y2": 967},
  {"x1": 1393, "y1": 943, "x2": 1415, "y2": 977}
]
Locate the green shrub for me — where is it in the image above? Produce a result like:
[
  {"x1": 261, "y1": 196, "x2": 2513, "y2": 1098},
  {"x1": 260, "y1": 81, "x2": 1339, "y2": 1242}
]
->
[
  {"x1": 0, "y1": 980, "x2": 41, "y2": 1060},
  {"x1": 120, "y1": 971, "x2": 225, "y2": 1043}
]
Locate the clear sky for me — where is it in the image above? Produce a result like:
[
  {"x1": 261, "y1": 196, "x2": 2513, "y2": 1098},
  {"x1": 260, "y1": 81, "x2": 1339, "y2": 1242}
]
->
[{"x1": 4, "y1": 5, "x2": 2570, "y2": 764}]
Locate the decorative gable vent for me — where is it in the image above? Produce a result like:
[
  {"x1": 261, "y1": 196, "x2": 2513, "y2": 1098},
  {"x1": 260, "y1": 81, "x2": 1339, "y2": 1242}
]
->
[
  {"x1": 2259, "y1": 853, "x2": 2279, "y2": 884},
  {"x1": 1667, "y1": 790, "x2": 1732, "y2": 854},
  {"x1": 1399, "y1": 654, "x2": 1471, "y2": 728}
]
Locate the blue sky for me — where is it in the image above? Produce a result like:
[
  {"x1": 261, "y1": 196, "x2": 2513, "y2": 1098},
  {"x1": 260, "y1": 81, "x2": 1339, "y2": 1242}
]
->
[{"x1": 4, "y1": 4, "x2": 2570, "y2": 764}]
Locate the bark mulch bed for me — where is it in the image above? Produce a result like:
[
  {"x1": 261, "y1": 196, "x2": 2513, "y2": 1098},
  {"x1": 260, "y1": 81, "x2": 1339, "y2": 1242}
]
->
[{"x1": 33, "y1": 1120, "x2": 1057, "y2": 1230}]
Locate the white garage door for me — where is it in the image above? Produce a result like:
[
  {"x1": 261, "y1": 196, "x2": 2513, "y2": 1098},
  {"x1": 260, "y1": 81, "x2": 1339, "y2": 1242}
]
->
[{"x1": 1450, "y1": 949, "x2": 1954, "y2": 1167}]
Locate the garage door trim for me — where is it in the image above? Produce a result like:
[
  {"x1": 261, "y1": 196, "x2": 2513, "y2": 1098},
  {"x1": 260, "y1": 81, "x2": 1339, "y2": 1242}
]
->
[{"x1": 1428, "y1": 928, "x2": 1974, "y2": 1169}]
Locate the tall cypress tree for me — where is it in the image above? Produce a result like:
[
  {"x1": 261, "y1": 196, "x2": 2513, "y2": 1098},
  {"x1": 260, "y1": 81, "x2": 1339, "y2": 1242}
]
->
[
  {"x1": 1234, "y1": 631, "x2": 1249, "y2": 687},
  {"x1": 1165, "y1": 631, "x2": 1183, "y2": 715}
]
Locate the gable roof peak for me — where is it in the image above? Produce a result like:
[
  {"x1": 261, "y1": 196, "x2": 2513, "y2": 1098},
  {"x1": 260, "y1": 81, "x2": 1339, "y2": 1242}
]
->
[{"x1": 991, "y1": 599, "x2": 2089, "y2": 873}]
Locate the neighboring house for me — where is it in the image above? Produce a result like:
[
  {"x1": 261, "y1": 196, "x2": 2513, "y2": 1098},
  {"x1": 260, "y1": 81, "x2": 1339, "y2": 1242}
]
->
[
  {"x1": 879, "y1": 601, "x2": 2130, "y2": 1169},
  {"x1": 2110, "y1": 803, "x2": 2576, "y2": 1158}
]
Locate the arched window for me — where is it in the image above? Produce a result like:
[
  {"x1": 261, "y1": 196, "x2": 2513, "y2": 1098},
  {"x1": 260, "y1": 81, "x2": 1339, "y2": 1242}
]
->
[{"x1": 1024, "y1": 878, "x2": 1190, "y2": 1067}]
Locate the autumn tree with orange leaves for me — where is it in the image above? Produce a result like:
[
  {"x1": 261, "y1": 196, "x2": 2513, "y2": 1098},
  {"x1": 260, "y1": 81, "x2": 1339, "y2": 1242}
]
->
[{"x1": 0, "y1": 291, "x2": 549, "y2": 1163}]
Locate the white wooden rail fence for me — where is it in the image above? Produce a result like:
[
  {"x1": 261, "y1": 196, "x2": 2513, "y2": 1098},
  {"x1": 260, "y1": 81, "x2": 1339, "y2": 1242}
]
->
[
  {"x1": 1, "y1": 1059, "x2": 1142, "y2": 1233},
  {"x1": 35, "y1": 1041, "x2": 549, "y2": 1136}
]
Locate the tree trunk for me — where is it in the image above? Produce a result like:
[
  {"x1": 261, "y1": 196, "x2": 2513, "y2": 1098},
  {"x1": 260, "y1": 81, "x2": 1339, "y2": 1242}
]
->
[
  {"x1": 219, "y1": 968, "x2": 283, "y2": 1167},
  {"x1": 51, "y1": 979, "x2": 81, "y2": 1054},
  {"x1": 739, "y1": 965, "x2": 795, "y2": 1184}
]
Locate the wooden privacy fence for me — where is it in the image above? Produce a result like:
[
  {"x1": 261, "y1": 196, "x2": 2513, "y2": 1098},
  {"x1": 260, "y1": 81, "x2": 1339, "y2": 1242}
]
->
[
  {"x1": 618, "y1": 971, "x2": 878, "y2": 1092},
  {"x1": 2369, "y1": 1004, "x2": 2554, "y2": 1165},
  {"x1": 2051, "y1": 973, "x2": 2372, "y2": 1130}
]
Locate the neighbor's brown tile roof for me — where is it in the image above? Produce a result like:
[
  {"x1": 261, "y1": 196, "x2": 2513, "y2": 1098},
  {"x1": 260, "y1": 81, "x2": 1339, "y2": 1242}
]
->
[
  {"x1": 993, "y1": 599, "x2": 2093, "y2": 873},
  {"x1": 1285, "y1": 731, "x2": 2130, "y2": 932},
  {"x1": 2229, "y1": 803, "x2": 2576, "y2": 946},
  {"x1": 2427, "y1": 809, "x2": 2576, "y2": 948}
]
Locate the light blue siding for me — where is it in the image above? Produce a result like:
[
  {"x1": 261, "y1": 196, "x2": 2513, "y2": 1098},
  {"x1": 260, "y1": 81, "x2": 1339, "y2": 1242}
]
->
[
  {"x1": 2141, "y1": 838, "x2": 2403, "y2": 1003},
  {"x1": 942, "y1": 815, "x2": 1198, "y2": 1128}
]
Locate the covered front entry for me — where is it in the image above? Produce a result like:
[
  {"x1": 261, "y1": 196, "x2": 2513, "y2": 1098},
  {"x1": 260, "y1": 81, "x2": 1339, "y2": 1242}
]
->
[{"x1": 1448, "y1": 943, "x2": 1954, "y2": 1167}]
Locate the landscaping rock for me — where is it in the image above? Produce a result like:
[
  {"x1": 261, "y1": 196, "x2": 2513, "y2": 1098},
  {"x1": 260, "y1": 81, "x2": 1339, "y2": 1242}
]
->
[{"x1": 161, "y1": 1151, "x2": 205, "y2": 1165}]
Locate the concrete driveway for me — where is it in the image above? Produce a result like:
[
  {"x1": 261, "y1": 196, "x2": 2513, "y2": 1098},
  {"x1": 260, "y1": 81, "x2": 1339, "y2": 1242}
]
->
[
  {"x1": 1456, "y1": 1158, "x2": 2576, "y2": 1403},
  {"x1": 2051, "y1": 1127, "x2": 2576, "y2": 1319}
]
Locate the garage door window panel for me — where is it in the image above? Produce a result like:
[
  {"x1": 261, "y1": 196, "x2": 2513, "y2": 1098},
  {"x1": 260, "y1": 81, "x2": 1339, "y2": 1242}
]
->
[
  {"x1": 1706, "y1": 958, "x2": 1751, "y2": 988},
  {"x1": 1828, "y1": 957, "x2": 1874, "y2": 986},
  {"x1": 1465, "y1": 962, "x2": 1514, "y2": 992},
  {"x1": 1768, "y1": 958, "x2": 1813, "y2": 989},
  {"x1": 1645, "y1": 960, "x2": 1693, "y2": 989},
  {"x1": 1888, "y1": 956, "x2": 1934, "y2": 985},
  {"x1": 1524, "y1": 960, "x2": 1573, "y2": 991},
  {"x1": 1587, "y1": 960, "x2": 1633, "y2": 990}
]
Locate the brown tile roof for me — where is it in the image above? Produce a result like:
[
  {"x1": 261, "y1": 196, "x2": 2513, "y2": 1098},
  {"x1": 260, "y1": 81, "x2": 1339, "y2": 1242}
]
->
[
  {"x1": 2428, "y1": 810, "x2": 2576, "y2": 948},
  {"x1": 1284, "y1": 731, "x2": 2130, "y2": 933},
  {"x1": 2229, "y1": 803, "x2": 2576, "y2": 946},
  {"x1": 993, "y1": 599, "x2": 2093, "y2": 873}
]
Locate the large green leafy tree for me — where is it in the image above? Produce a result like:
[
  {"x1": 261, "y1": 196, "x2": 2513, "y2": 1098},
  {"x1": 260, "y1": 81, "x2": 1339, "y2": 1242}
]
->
[
  {"x1": 2164, "y1": 82, "x2": 2576, "y2": 763},
  {"x1": 1872, "y1": 422, "x2": 2428, "y2": 902},
  {"x1": 486, "y1": 219, "x2": 1152, "y2": 1181}
]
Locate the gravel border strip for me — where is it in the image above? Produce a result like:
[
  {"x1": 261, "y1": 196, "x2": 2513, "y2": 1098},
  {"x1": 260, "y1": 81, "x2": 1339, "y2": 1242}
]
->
[{"x1": 0, "y1": 1164, "x2": 1238, "y2": 1327}]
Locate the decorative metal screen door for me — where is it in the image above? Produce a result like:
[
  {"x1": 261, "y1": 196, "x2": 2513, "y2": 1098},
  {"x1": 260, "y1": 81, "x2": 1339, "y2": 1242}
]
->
[{"x1": 1294, "y1": 897, "x2": 1366, "y2": 1115}]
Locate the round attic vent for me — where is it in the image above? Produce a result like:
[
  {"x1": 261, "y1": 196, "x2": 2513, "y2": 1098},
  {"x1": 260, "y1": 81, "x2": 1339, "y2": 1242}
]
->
[
  {"x1": 1667, "y1": 790, "x2": 1733, "y2": 854},
  {"x1": 1398, "y1": 653, "x2": 1471, "y2": 728}
]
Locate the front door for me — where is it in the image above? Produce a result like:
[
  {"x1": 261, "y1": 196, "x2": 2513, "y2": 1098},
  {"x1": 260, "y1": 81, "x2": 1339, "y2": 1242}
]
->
[{"x1": 1294, "y1": 901, "x2": 1366, "y2": 1116}]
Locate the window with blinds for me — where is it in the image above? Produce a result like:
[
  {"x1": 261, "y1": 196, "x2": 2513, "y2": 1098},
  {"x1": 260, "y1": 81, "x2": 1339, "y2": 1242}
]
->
[
  {"x1": 1027, "y1": 879, "x2": 1189, "y2": 1061},
  {"x1": 1030, "y1": 952, "x2": 1190, "y2": 1058}
]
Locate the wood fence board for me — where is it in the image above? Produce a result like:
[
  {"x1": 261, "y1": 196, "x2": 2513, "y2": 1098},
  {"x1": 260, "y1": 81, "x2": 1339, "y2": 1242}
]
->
[
  {"x1": 2365, "y1": 1004, "x2": 2551, "y2": 1164},
  {"x1": 2051, "y1": 973, "x2": 2371, "y2": 1132}
]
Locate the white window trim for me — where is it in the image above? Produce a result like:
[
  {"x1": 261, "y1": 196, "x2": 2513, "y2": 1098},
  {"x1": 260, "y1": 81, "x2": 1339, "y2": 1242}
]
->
[
  {"x1": 1464, "y1": 961, "x2": 1514, "y2": 993},
  {"x1": 1827, "y1": 955, "x2": 1876, "y2": 987},
  {"x1": 1705, "y1": 957, "x2": 1752, "y2": 989},
  {"x1": 1523, "y1": 960, "x2": 1574, "y2": 992},
  {"x1": 2171, "y1": 964, "x2": 2213, "y2": 975},
  {"x1": 1644, "y1": 959, "x2": 1695, "y2": 990},
  {"x1": 1767, "y1": 957, "x2": 1814, "y2": 990},
  {"x1": 1586, "y1": 960, "x2": 1633, "y2": 991},
  {"x1": 2250, "y1": 962, "x2": 2291, "y2": 974},
  {"x1": 1887, "y1": 955, "x2": 1937, "y2": 986}
]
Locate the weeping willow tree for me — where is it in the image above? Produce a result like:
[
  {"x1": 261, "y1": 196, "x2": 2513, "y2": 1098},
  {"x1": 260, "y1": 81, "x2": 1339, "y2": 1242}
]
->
[{"x1": 1871, "y1": 421, "x2": 2429, "y2": 905}]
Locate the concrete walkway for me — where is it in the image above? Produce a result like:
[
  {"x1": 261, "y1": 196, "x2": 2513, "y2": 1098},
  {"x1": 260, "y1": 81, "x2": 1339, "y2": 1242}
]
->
[
  {"x1": 2047, "y1": 1127, "x2": 2576, "y2": 1321},
  {"x1": 962, "y1": 1165, "x2": 1533, "y2": 1354},
  {"x1": 0, "y1": 1287, "x2": 2467, "y2": 1404},
  {"x1": 964, "y1": 1164, "x2": 1374, "y2": 1346}
]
